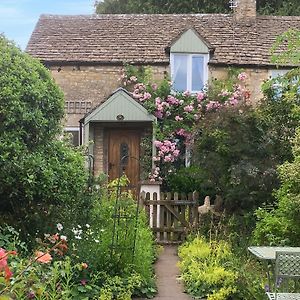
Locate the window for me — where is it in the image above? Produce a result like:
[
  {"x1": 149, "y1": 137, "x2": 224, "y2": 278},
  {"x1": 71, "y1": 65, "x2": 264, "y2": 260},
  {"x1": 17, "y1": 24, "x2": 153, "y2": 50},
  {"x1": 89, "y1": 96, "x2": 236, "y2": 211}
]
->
[
  {"x1": 65, "y1": 101, "x2": 92, "y2": 114},
  {"x1": 269, "y1": 69, "x2": 290, "y2": 79},
  {"x1": 171, "y1": 53, "x2": 208, "y2": 93},
  {"x1": 64, "y1": 127, "x2": 80, "y2": 146}
]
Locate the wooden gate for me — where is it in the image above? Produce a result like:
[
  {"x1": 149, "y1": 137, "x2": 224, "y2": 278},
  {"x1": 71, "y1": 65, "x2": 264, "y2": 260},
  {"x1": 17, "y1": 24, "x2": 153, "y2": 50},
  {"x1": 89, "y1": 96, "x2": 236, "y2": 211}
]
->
[{"x1": 140, "y1": 191, "x2": 199, "y2": 243}]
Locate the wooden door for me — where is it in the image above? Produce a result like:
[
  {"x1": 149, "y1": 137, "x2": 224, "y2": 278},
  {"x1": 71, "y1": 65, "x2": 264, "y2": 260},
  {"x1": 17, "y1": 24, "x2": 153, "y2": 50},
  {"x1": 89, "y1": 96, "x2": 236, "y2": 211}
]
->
[{"x1": 108, "y1": 129, "x2": 140, "y2": 188}]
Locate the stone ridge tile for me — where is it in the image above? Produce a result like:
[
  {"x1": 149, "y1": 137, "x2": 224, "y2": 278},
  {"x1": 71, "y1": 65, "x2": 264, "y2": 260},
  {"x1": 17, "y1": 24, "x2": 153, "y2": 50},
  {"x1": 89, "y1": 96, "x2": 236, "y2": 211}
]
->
[{"x1": 26, "y1": 14, "x2": 300, "y2": 66}]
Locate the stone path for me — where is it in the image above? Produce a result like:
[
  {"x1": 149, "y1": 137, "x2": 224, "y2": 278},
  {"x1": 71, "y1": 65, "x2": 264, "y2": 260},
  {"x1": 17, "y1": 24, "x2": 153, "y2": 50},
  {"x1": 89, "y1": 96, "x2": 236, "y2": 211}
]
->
[{"x1": 134, "y1": 245, "x2": 193, "y2": 299}]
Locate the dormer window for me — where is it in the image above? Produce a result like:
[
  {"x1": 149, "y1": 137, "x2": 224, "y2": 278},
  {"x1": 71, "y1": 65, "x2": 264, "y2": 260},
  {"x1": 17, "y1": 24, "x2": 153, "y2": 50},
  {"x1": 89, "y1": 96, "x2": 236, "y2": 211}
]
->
[
  {"x1": 169, "y1": 28, "x2": 211, "y2": 93},
  {"x1": 171, "y1": 53, "x2": 208, "y2": 92}
]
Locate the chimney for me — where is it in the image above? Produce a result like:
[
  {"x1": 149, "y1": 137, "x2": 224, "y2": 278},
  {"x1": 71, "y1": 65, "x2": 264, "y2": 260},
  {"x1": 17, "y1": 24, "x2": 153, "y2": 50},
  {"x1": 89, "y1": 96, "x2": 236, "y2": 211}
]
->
[{"x1": 234, "y1": 0, "x2": 256, "y2": 23}]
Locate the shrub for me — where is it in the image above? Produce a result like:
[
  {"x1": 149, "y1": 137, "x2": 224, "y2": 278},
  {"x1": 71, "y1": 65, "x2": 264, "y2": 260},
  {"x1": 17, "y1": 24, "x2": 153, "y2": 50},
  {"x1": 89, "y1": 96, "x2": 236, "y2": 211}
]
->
[
  {"x1": 192, "y1": 102, "x2": 279, "y2": 210},
  {"x1": 178, "y1": 236, "x2": 237, "y2": 300},
  {"x1": 164, "y1": 165, "x2": 215, "y2": 195},
  {"x1": 0, "y1": 35, "x2": 88, "y2": 236},
  {"x1": 253, "y1": 128, "x2": 300, "y2": 246},
  {"x1": 55, "y1": 178, "x2": 156, "y2": 298},
  {"x1": 258, "y1": 68, "x2": 300, "y2": 163}
]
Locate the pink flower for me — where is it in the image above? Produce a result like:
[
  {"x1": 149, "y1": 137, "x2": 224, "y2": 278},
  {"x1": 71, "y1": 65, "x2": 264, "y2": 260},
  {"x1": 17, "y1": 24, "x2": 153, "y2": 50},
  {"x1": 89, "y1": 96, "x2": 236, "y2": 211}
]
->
[
  {"x1": 134, "y1": 83, "x2": 146, "y2": 91},
  {"x1": 80, "y1": 279, "x2": 88, "y2": 286},
  {"x1": 196, "y1": 92, "x2": 205, "y2": 102},
  {"x1": 238, "y1": 72, "x2": 247, "y2": 81},
  {"x1": 129, "y1": 76, "x2": 137, "y2": 82},
  {"x1": 164, "y1": 155, "x2": 173, "y2": 162},
  {"x1": 154, "y1": 141, "x2": 163, "y2": 148},
  {"x1": 35, "y1": 251, "x2": 52, "y2": 264},
  {"x1": 142, "y1": 92, "x2": 152, "y2": 101},
  {"x1": 167, "y1": 95, "x2": 179, "y2": 105},
  {"x1": 206, "y1": 101, "x2": 221, "y2": 111},
  {"x1": 155, "y1": 111, "x2": 163, "y2": 119},
  {"x1": 0, "y1": 248, "x2": 7, "y2": 270},
  {"x1": 184, "y1": 105, "x2": 194, "y2": 112},
  {"x1": 175, "y1": 115, "x2": 183, "y2": 121},
  {"x1": 151, "y1": 83, "x2": 158, "y2": 90},
  {"x1": 183, "y1": 90, "x2": 190, "y2": 97},
  {"x1": 173, "y1": 150, "x2": 180, "y2": 157},
  {"x1": 176, "y1": 128, "x2": 186, "y2": 136}
]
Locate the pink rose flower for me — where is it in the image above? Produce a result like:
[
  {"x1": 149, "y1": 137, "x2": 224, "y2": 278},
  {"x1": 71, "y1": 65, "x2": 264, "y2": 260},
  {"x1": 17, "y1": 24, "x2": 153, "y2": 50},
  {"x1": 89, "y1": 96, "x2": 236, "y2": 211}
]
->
[
  {"x1": 175, "y1": 115, "x2": 183, "y2": 121},
  {"x1": 238, "y1": 72, "x2": 247, "y2": 81},
  {"x1": 196, "y1": 92, "x2": 205, "y2": 102}
]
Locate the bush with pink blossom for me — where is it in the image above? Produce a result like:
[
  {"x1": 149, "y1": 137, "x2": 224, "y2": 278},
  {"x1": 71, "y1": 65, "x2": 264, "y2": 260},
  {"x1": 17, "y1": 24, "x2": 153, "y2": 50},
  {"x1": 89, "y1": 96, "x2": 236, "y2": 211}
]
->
[{"x1": 121, "y1": 65, "x2": 251, "y2": 185}]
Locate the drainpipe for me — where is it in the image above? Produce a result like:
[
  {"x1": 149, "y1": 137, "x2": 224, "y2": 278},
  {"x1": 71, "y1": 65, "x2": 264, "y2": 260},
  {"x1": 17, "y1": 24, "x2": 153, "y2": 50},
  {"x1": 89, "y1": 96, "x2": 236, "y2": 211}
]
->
[{"x1": 79, "y1": 118, "x2": 84, "y2": 146}]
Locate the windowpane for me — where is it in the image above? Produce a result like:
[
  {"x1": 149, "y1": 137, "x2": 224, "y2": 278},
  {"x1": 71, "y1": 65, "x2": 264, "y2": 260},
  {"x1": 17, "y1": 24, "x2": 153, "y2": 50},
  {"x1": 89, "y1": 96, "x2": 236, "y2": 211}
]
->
[
  {"x1": 65, "y1": 129, "x2": 80, "y2": 146},
  {"x1": 173, "y1": 55, "x2": 187, "y2": 92},
  {"x1": 192, "y1": 56, "x2": 204, "y2": 91}
]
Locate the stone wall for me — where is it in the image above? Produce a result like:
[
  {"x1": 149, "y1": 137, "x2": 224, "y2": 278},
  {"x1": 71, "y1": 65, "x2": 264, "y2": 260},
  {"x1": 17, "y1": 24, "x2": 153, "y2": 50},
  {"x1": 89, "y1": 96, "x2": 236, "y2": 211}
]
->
[
  {"x1": 209, "y1": 65, "x2": 269, "y2": 104},
  {"x1": 49, "y1": 64, "x2": 168, "y2": 127}
]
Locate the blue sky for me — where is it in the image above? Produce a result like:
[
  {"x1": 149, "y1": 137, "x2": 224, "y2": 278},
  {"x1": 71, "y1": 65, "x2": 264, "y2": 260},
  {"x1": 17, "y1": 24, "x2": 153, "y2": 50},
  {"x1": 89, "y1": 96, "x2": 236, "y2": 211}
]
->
[{"x1": 0, "y1": 0, "x2": 95, "y2": 50}]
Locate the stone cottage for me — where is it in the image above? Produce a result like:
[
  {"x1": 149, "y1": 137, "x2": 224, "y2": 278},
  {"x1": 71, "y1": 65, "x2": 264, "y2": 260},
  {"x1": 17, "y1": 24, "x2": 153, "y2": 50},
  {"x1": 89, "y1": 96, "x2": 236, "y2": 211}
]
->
[{"x1": 26, "y1": 0, "x2": 300, "y2": 186}]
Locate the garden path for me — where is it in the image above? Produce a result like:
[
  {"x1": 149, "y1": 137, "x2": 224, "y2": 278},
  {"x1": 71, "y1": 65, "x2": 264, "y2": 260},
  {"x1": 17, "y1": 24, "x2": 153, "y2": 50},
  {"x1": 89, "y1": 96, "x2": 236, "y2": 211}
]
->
[{"x1": 134, "y1": 245, "x2": 193, "y2": 300}]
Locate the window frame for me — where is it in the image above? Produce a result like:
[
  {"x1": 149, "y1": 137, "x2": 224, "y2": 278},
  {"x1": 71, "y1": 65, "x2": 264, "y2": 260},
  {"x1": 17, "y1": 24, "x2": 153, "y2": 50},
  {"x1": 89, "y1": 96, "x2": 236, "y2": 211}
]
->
[
  {"x1": 170, "y1": 52, "x2": 209, "y2": 93},
  {"x1": 64, "y1": 127, "x2": 80, "y2": 147}
]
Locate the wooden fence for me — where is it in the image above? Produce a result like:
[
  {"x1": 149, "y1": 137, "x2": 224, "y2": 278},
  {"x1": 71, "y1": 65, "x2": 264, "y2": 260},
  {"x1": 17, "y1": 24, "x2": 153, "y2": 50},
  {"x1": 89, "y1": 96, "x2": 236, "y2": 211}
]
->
[{"x1": 140, "y1": 191, "x2": 199, "y2": 243}]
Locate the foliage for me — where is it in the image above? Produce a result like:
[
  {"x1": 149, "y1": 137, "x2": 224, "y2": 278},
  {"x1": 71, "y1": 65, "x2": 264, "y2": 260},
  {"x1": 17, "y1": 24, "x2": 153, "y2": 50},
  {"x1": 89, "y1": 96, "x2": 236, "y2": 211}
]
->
[
  {"x1": 121, "y1": 65, "x2": 250, "y2": 189},
  {"x1": 178, "y1": 236, "x2": 238, "y2": 300},
  {"x1": 253, "y1": 128, "x2": 300, "y2": 246},
  {"x1": 95, "y1": 0, "x2": 300, "y2": 15},
  {"x1": 193, "y1": 102, "x2": 279, "y2": 210},
  {"x1": 165, "y1": 166, "x2": 215, "y2": 195},
  {"x1": 0, "y1": 35, "x2": 88, "y2": 235},
  {"x1": 179, "y1": 213, "x2": 267, "y2": 300},
  {"x1": 0, "y1": 178, "x2": 157, "y2": 299},
  {"x1": 258, "y1": 68, "x2": 300, "y2": 162},
  {"x1": 52, "y1": 178, "x2": 156, "y2": 298},
  {"x1": 270, "y1": 29, "x2": 300, "y2": 65}
]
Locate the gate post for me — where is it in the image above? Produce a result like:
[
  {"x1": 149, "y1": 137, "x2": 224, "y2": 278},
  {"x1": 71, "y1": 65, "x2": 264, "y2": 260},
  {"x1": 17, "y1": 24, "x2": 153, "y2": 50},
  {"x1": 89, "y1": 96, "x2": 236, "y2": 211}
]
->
[{"x1": 140, "y1": 181, "x2": 162, "y2": 240}]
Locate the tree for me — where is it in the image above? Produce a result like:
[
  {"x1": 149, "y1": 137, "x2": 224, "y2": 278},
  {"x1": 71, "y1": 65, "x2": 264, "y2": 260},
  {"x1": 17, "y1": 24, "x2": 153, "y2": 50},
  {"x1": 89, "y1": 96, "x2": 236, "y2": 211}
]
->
[
  {"x1": 0, "y1": 36, "x2": 88, "y2": 230},
  {"x1": 95, "y1": 0, "x2": 300, "y2": 15},
  {"x1": 270, "y1": 29, "x2": 300, "y2": 65}
]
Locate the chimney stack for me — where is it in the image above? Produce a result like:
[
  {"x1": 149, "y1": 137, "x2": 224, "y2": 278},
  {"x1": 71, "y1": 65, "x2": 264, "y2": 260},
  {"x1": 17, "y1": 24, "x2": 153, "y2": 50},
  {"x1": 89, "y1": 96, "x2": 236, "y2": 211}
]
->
[{"x1": 234, "y1": 0, "x2": 257, "y2": 23}]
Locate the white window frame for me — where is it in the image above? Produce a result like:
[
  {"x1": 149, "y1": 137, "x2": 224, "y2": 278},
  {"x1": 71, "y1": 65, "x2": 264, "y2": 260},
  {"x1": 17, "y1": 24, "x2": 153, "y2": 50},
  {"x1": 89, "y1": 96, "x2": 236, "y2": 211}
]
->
[
  {"x1": 64, "y1": 127, "x2": 80, "y2": 146},
  {"x1": 269, "y1": 69, "x2": 290, "y2": 79},
  {"x1": 170, "y1": 53, "x2": 209, "y2": 93}
]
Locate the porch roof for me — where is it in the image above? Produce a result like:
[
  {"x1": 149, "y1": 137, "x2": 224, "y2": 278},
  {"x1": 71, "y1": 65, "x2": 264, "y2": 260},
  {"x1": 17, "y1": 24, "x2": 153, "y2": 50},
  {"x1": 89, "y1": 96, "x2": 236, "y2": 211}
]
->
[{"x1": 82, "y1": 88, "x2": 156, "y2": 124}]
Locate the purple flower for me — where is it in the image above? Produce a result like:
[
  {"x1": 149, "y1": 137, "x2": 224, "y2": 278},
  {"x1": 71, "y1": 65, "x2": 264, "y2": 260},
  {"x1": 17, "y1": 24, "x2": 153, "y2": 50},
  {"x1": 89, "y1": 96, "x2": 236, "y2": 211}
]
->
[
  {"x1": 264, "y1": 284, "x2": 270, "y2": 292},
  {"x1": 27, "y1": 291, "x2": 35, "y2": 299}
]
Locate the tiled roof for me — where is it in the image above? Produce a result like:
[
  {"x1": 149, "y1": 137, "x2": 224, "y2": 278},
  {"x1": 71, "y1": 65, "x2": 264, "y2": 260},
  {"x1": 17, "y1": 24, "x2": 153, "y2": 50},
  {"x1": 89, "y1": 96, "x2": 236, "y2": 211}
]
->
[{"x1": 26, "y1": 14, "x2": 300, "y2": 66}]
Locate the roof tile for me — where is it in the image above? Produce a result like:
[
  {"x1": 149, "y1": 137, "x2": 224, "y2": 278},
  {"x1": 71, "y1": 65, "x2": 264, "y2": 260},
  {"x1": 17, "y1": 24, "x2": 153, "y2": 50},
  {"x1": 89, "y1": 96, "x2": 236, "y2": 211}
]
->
[{"x1": 26, "y1": 14, "x2": 300, "y2": 66}]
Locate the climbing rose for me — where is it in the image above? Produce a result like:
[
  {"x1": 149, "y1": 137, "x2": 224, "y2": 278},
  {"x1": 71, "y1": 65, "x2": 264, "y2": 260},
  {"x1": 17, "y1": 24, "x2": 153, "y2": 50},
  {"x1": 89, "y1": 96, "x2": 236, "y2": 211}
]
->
[
  {"x1": 175, "y1": 115, "x2": 183, "y2": 121},
  {"x1": 238, "y1": 72, "x2": 247, "y2": 81},
  {"x1": 196, "y1": 92, "x2": 205, "y2": 102}
]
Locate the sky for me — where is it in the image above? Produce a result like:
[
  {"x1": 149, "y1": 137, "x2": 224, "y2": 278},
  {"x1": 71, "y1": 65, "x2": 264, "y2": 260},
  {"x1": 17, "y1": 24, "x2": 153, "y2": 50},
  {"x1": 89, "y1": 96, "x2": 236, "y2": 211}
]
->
[{"x1": 0, "y1": 0, "x2": 95, "y2": 50}]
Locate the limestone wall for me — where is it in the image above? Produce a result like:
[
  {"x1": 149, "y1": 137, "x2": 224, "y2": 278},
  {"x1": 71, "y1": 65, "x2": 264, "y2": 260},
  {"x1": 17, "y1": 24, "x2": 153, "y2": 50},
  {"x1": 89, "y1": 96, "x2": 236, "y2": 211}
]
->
[
  {"x1": 49, "y1": 64, "x2": 168, "y2": 127},
  {"x1": 209, "y1": 66, "x2": 270, "y2": 103}
]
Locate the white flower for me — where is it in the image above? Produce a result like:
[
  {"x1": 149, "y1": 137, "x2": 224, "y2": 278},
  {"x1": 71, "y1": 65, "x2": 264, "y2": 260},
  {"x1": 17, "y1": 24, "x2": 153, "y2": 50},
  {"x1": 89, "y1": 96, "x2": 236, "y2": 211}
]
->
[
  {"x1": 75, "y1": 235, "x2": 82, "y2": 240},
  {"x1": 94, "y1": 239, "x2": 100, "y2": 243},
  {"x1": 60, "y1": 235, "x2": 67, "y2": 241},
  {"x1": 56, "y1": 223, "x2": 63, "y2": 231},
  {"x1": 86, "y1": 224, "x2": 90, "y2": 228}
]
